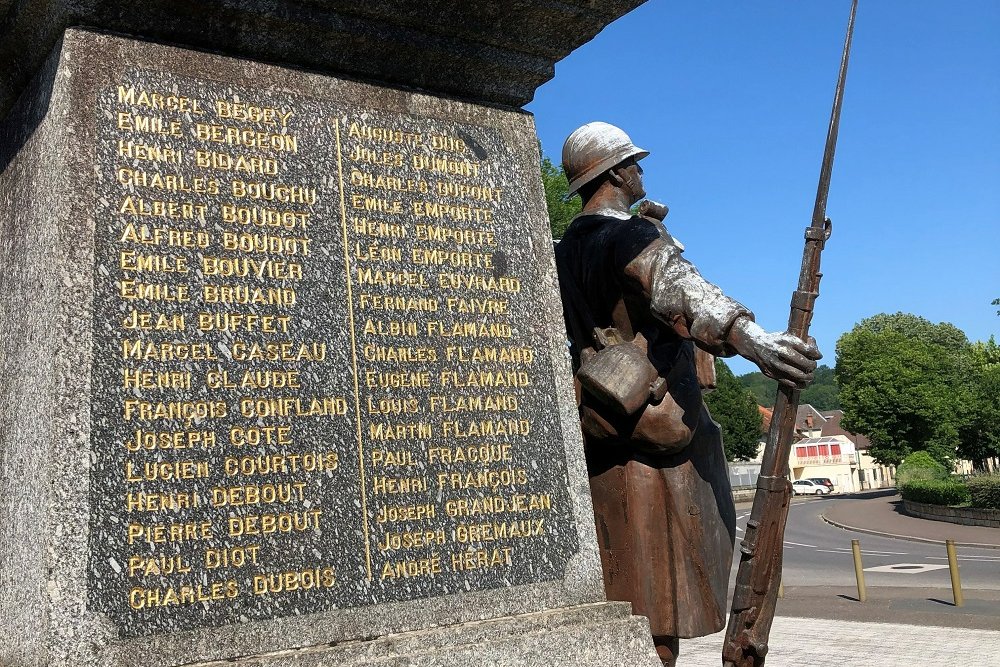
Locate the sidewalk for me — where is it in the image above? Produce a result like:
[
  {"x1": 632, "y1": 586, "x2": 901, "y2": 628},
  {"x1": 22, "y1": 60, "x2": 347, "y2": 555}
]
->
[
  {"x1": 821, "y1": 490, "x2": 1000, "y2": 548},
  {"x1": 680, "y1": 615, "x2": 1000, "y2": 666}
]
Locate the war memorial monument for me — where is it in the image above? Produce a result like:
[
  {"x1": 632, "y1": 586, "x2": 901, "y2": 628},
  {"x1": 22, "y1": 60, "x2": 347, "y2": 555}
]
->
[{"x1": 0, "y1": 2, "x2": 666, "y2": 665}]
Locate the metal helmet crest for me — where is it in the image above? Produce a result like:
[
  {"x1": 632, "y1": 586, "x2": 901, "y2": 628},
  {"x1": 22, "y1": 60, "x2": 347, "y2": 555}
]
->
[{"x1": 561, "y1": 122, "x2": 649, "y2": 196}]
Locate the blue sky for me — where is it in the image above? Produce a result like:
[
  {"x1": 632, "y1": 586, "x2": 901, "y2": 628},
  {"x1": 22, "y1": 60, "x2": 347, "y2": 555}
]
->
[{"x1": 527, "y1": 0, "x2": 999, "y2": 375}]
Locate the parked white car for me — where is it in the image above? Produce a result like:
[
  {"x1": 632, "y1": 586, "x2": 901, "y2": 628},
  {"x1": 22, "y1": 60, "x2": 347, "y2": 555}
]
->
[{"x1": 791, "y1": 479, "x2": 831, "y2": 496}]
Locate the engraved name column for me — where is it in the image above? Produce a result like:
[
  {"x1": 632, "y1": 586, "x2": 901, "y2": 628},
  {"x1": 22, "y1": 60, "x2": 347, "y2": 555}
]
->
[{"x1": 89, "y1": 77, "x2": 363, "y2": 635}]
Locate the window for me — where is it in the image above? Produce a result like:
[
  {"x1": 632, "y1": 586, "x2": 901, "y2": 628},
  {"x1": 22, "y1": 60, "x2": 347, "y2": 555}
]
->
[{"x1": 831, "y1": 444, "x2": 841, "y2": 456}]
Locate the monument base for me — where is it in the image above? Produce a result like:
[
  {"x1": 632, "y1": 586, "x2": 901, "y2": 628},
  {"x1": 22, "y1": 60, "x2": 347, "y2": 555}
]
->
[{"x1": 190, "y1": 603, "x2": 659, "y2": 667}]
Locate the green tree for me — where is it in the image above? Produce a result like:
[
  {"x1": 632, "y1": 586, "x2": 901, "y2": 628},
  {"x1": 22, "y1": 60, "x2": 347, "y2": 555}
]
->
[
  {"x1": 540, "y1": 156, "x2": 580, "y2": 238},
  {"x1": 959, "y1": 337, "x2": 1000, "y2": 470},
  {"x1": 835, "y1": 314, "x2": 970, "y2": 467},
  {"x1": 705, "y1": 360, "x2": 763, "y2": 461},
  {"x1": 737, "y1": 364, "x2": 839, "y2": 410}
]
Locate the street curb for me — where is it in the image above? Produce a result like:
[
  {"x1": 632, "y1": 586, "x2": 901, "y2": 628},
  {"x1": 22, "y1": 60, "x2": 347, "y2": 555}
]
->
[{"x1": 820, "y1": 513, "x2": 1000, "y2": 550}]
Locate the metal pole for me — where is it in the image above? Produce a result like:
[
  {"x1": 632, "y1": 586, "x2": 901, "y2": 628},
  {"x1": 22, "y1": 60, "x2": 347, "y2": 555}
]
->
[
  {"x1": 851, "y1": 539, "x2": 866, "y2": 602},
  {"x1": 946, "y1": 539, "x2": 964, "y2": 607}
]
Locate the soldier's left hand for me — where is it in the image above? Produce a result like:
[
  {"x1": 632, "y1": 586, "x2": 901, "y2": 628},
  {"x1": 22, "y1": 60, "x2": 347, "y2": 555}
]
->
[{"x1": 729, "y1": 318, "x2": 821, "y2": 388}]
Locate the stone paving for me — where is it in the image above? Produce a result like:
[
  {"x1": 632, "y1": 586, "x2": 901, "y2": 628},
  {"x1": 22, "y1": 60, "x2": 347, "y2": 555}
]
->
[{"x1": 681, "y1": 616, "x2": 1000, "y2": 666}]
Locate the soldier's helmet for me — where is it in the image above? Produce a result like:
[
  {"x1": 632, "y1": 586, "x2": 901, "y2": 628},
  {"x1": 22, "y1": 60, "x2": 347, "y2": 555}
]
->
[{"x1": 562, "y1": 122, "x2": 648, "y2": 196}]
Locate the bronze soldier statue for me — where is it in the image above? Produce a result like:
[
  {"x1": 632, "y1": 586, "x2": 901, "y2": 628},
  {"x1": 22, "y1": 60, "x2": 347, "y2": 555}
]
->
[{"x1": 554, "y1": 122, "x2": 820, "y2": 666}]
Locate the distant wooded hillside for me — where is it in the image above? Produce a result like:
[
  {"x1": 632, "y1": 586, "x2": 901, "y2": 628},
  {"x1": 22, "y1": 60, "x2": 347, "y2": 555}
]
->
[{"x1": 737, "y1": 364, "x2": 840, "y2": 410}]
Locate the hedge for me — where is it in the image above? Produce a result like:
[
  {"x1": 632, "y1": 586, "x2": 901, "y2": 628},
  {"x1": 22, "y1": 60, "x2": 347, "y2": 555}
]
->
[
  {"x1": 896, "y1": 451, "x2": 949, "y2": 486},
  {"x1": 899, "y1": 479, "x2": 970, "y2": 506},
  {"x1": 966, "y1": 475, "x2": 1000, "y2": 510}
]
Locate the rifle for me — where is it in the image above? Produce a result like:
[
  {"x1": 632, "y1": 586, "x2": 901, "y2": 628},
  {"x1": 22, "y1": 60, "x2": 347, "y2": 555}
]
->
[{"x1": 722, "y1": 2, "x2": 857, "y2": 665}]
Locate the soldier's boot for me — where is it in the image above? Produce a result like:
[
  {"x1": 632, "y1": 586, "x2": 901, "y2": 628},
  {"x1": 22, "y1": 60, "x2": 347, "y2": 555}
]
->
[{"x1": 653, "y1": 636, "x2": 679, "y2": 667}]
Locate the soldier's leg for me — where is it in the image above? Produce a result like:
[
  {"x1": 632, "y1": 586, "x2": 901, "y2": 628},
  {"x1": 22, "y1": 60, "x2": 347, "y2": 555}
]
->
[{"x1": 653, "y1": 635, "x2": 679, "y2": 667}]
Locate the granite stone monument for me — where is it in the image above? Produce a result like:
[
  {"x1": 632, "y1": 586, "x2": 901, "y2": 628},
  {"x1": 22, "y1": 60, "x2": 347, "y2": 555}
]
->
[{"x1": 0, "y1": 3, "x2": 660, "y2": 666}]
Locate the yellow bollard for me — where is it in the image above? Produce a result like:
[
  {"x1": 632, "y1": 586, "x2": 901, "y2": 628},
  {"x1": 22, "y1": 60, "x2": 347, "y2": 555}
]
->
[
  {"x1": 851, "y1": 539, "x2": 867, "y2": 603},
  {"x1": 946, "y1": 539, "x2": 964, "y2": 607},
  {"x1": 778, "y1": 580, "x2": 784, "y2": 599}
]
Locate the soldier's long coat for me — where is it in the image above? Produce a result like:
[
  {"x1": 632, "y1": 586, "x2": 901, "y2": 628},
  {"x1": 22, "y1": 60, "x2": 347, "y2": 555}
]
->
[{"x1": 555, "y1": 212, "x2": 744, "y2": 638}]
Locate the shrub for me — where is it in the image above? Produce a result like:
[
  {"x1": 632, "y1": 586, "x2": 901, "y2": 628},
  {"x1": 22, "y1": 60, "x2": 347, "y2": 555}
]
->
[
  {"x1": 896, "y1": 450, "x2": 949, "y2": 486},
  {"x1": 899, "y1": 479, "x2": 970, "y2": 506},
  {"x1": 966, "y1": 475, "x2": 1000, "y2": 509}
]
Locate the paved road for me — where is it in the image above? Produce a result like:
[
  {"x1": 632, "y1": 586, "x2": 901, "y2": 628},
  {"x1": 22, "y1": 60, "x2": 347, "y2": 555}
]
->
[{"x1": 733, "y1": 496, "x2": 1000, "y2": 591}]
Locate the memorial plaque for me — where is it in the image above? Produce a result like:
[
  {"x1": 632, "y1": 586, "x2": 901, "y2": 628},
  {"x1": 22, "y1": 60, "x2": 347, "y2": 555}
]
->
[{"x1": 88, "y1": 69, "x2": 578, "y2": 636}]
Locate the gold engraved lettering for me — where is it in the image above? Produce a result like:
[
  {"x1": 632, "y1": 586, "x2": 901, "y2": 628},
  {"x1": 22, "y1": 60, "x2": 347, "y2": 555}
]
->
[
  {"x1": 411, "y1": 200, "x2": 492, "y2": 223},
  {"x1": 126, "y1": 429, "x2": 216, "y2": 451},
  {"x1": 203, "y1": 284, "x2": 297, "y2": 306},
  {"x1": 229, "y1": 425, "x2": 292, "y2": 447},
  {"x1": 366, "y1": 397, "x2": 420, "y2": 415},
  {"x1": 427, "y1": 444, "x2": 513, "y2": 465},
  {"x1": 120, "y1": 222, "x2": 209, "y2": 249},
  {"x1": 122, "y1": 400, "x2": 226, "y2": 423},
  {"x1": 368, "y1": 422, "x2": 432, "y2": 440},
  {"x1": 117, "y1": 112, "x2": 182, "y2": 137},
  {"x1": 126, "y1": 520, "x2": 213, "y2": 545},
  {"x1": 205, "y1": 545, "x2": 261, "y2": 569},
  {"x1": 347, "y1": 123, "x2": 422, "y2": 146},
  {"x1": 436, "y1": 468, "x2": 530, "y2": 490},
  {"x1": 231, "y1": 180, "x2": 317, "y2": 204},
  {"x1": 239, "y1": 396, "x2": 347, "y2": 418},
  {"x1": 411, "y1": 154, "x2": 479, "y2": 178},
  {"x1": 350, "y1": 169, "x2": 428, "y2": 194},
  {"x1": 350, "y1": 194, "x2": 403, "y2": 214},
  {"x1": 118, "y1": 140, "x2": 182, "y2": 164},
  {"x1": 439, "y1": 370, "x2": 530, "y2": 388},
  {"x1": 357, "y1": 294, "x2": 438, "y2": 312},
  {"x1": 230, "y1": 341, "x2": 325, "y2": 362},
  {"x1": 435, "y1": 180, "x2": 502, "y2": 202},
  {"x1": 437, "y1": 272, "x2": 520, "y2": 292},
  {"x1": 195, "y1": 150, "x2": 279, "y2": 175},
  {"x1": 214, "y1": 100, "x2": 293, "y2": 127},
  {"x1": 211, "y1": 482, "x2": 307, "y2": 506},
  {"x1": 444, "y1": 493, "x2": 552, "y2": 517},
  {"x1": 365, "y1": 371, "x2": 431, "y2": 389},
  {"x1": 426, "y1": 320, "x2": 512, "y2": 338},
  {"x1": 117, "y1": 86, "x2": 203, "y2": 114},
  {"x1": 221, "y1": 203, "x2": 310, "y2": 230},
  {"x1": 127, "y1": 554, "x2": 193, "y2": 577},
  {"x1": 380, "y1": 554, "x2": 442, "y2": 580},
  {"x1": 377, "y1": 529, "x2": 446, "y2": 552},
  {"x1": 354, "y1": 241, "x2": 403, "y2": 262},
  {"x1": 194, "y1": 123, "x2": 298, "y2": 153},
  {"x1": 119, "y1": 280, "x2": 191, "y2": 302},
  {"x1": 122, "y1": 339, "x2": 217, "y2": 361},
  {"x1": 452, "y1": 519, "x2": 544, "y2": 543},
  {"x1": 223, "y1": 452, "x2": 339, "y2": 476},
  {"x1": 120, "y1": 250, "x2": 189, "y2": 274},
  {"x1": 228, "y1": 509, "x2": 322, "y2": 536},
  {"x1": 221, "y1": 231, "x2": 311, "y2": 256},
  {"x1": 349, "y1": 144, "x2": 404, "y2": 166},
  {"x1": 202, "y1": 256, "x2": 303, "y2": 280},
  {"x1": 124, "y1": 459, "x2": 210, "y2": 481},
  {"x1": 415, "y1": 224, "x2": 495, "y2": 246},
  {"x1": 412, "y1": 248, "x2": 493, "y2": 269},
  {"x1": 363, "y1": 318, "x2": 418, "y2": 337},
  {"x1": 441, "y1": 419, "x2": 531, "y2": 438},
  {"x1": 252, "y1": 566, "x2": 335, "y2": 594},
  {"x1": 125, "y1": 491, "x2": 199, "y2": 512},
  {"x1": 122, "y1": 310, "x2": 185, "y2": 331},
  {"x1": 371, "y1": 476, "x2": 427, "y2": 494},
  {"x1": 353, "y1": 217, "x2": 407, "y2": 238},
  {"x1": 430, "y1": 134, "x2": 466, "y2": 152},
  {"x1": 356, "y1": 268, "x2": 428, "y2": 288},
  {"x1": 428, "y1": 394, "x2": 519, "y2": 412},
  {"x1": 444, "y1": 345, "x2": 534, "y2": 364},
  {"x1": 376, "y1": 503, "x2": 436, "y2": 524},
  {"x1": 122, "y1": 368, "x2": 192, "y2": 390},
  {"x1": 128, "y1": 581, "x2": 239, "y2": 609},
  {"x1": 450, "y1": 547, "x2": 513, "y2": 571},
  {"x1": 370, "y1": 449, "x2": 416, "y2": 467},
  {"x1": 198, "y1": 313, "x2": 291, "y2": 334},
  {"x1": 444, "y1": 297, "x2": 506, "y2": 314},
  {"x1": 119, "y1": 196, "x2": 207, "y2": 222},
  {"x1": 118, "y1": 168, "x2": 220, "y2": 195}
]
